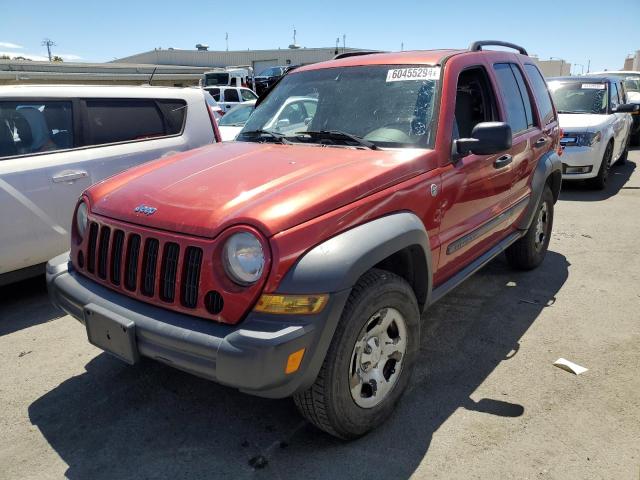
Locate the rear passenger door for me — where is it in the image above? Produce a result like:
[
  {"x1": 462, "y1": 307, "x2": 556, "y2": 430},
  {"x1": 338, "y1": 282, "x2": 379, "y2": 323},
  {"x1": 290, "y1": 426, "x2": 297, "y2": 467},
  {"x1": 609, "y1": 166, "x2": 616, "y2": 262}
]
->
[
  {"x1": 492, "y1": 63, "x2": 544, "y2": 206},
  {"x1": 609, "y1": 82, "x2": 627, "y2": 159}
]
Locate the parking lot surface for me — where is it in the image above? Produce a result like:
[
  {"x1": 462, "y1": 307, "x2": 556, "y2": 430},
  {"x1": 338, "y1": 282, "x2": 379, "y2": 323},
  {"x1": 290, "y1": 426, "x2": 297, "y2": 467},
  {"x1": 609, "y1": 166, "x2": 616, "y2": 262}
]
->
[{"x1": 1, "y1": 149, "x2": 639, "y2": 480}]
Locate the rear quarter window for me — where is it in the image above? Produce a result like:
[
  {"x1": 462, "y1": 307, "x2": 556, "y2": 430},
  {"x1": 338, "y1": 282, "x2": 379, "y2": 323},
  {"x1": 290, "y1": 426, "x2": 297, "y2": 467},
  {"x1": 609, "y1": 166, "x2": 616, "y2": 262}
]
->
[{"x1": 84, "y1": 99, "x2": 186, "y2": 146}]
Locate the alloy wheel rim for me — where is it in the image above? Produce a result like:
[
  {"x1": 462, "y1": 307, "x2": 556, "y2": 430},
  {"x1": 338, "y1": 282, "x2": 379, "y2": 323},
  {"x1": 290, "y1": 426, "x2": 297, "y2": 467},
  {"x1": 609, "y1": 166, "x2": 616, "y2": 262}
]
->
[
  {"x1": 349, "y1": 307, "x2": 407, "y2": 408},
  {"x1": 534, "y1": 202, "x2": 548, "y2": 251}
]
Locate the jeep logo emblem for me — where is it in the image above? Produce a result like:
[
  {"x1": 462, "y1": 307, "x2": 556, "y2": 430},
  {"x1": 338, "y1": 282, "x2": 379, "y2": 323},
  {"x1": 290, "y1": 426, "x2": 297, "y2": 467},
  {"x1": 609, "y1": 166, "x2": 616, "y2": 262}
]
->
[{"x1": 134, "y1": 204, "x2": 157, "y2": 215}]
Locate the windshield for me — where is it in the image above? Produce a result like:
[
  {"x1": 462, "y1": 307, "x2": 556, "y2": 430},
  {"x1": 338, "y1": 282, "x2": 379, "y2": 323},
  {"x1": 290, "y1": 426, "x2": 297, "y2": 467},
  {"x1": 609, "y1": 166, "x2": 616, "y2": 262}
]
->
[
  {"x1": 238, "y1": 65, "x2": 439, "y2": 149},
  {"x1": 548, "y1": 81, "x2": 608, "y2": 114},
  {"x1": 204, "y1": 72, "x2": 229, "y2": 86},
  {"x1": 219, "y1": 104, "x2": 254, "y2": 126},
  {"x1": 258, "y1": 67, "x2": 283, "y2": 77}
]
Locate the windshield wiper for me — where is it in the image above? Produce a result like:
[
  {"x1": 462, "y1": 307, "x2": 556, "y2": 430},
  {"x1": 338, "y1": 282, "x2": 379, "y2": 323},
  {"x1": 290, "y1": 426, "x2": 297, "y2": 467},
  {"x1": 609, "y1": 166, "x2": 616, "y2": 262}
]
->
[
  {"x1": 237, "y1": 129, "x2": 292, "y2": 144},
  {"x1": 295, "y1": 130, "x2": 378, "y2": 150}
]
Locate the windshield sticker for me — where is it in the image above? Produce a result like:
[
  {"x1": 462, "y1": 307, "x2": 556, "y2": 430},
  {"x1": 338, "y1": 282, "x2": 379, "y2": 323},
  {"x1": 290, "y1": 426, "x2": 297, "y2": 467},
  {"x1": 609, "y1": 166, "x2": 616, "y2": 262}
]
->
[
  {"x1": 581, "y1": 83, "x2": 605, "y2": 90},
  {"x1": 386, "y1": 67, "x2": 441, "y2": 82}
]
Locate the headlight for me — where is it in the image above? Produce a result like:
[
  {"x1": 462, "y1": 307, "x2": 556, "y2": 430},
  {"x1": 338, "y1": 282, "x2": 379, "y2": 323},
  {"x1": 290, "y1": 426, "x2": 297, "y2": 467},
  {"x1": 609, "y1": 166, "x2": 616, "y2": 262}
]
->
[
  {"x1": 76, "y1": 201, "x2": 88, "y2": 239},
  {"x1": 575, "y1": 131, "x2": 601, "y2": 147},
  {"x1": 223, "y1": 232, "x2": 264, "y2": 285}
]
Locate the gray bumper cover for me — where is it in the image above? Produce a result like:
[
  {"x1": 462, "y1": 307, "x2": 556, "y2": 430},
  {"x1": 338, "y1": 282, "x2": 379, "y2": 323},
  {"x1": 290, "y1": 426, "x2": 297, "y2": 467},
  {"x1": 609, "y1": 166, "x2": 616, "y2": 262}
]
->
[{"x1": 46, "y1": 252, "x2": 350, "y2": 399}]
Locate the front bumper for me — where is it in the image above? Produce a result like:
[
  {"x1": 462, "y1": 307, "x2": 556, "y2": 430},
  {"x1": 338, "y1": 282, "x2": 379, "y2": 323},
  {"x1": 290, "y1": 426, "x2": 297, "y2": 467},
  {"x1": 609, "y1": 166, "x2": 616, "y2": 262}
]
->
[
  {"x1": 46, "y1": 252, "x2": 350, "y2": 399},
  {"x1": 560, "y1": 145, "x2": 602, "y2": 180}
]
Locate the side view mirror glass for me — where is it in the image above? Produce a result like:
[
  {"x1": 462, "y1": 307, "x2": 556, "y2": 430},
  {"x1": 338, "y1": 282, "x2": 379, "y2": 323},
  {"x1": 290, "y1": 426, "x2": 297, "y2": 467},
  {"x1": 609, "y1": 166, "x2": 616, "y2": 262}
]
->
[{"x1": 454, "y1": 122, "x2": 512, "y2": 157}]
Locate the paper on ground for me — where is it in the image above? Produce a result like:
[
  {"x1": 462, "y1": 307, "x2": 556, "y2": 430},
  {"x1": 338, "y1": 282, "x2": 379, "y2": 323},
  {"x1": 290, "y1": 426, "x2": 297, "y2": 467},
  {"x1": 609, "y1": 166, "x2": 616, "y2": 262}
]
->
[{"x1": 553, "y1": 358, "x2": 588, "y2": 375}]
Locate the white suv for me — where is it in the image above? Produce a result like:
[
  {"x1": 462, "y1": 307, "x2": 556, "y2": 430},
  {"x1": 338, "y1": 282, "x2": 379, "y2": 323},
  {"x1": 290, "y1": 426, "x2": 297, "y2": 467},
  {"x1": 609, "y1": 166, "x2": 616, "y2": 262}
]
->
[
  {"x1": 547, "y1": 76, "x2": 637, "y2": 189},
  {"x1": 0, "y1": 85, "x2": 221, "y2": 285}
]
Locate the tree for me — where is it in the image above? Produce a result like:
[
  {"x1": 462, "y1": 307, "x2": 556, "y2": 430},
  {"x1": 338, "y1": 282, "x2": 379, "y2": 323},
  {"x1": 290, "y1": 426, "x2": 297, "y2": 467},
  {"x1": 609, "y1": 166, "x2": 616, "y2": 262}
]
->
[
  {"x1": 52, "y1": 56, "x2": 64, "y2": 62},
  {"x1": 12, "y1": 56, "x2": 31, "y2": 61},
  {"x1": 0, "y1": 55, "x2": 10, "y2": 60}
]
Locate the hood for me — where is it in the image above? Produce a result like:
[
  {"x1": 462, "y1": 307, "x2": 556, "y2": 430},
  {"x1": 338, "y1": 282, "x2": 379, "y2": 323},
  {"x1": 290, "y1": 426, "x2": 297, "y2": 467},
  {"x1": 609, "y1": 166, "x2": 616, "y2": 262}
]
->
[
  {"x1": 558, "y1": 113, "x2": 609, "y2": 132},
  {"x1": 87, "y1": 142, "x2": 433, "y2": 239},
  {"x1": 218, "y1": 126, "x2": 243, "y2": 142}
]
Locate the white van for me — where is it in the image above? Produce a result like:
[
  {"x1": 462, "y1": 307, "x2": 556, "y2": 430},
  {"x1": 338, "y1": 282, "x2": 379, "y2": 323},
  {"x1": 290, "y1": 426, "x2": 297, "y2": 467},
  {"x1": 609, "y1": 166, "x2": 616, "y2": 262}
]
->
[{"x1": 0, "y1": 85, "x2": 221, "y2": 285}]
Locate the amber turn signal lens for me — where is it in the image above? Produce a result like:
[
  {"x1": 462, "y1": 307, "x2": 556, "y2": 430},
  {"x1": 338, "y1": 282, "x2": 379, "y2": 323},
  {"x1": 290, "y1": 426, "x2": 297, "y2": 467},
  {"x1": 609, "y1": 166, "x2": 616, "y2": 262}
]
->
[
  {"x1": 254, "y1": 294, "x2": 328, "y2": 315},
  {"x1": 285, "y1": 348, "x2": 305, "y2": 374}
]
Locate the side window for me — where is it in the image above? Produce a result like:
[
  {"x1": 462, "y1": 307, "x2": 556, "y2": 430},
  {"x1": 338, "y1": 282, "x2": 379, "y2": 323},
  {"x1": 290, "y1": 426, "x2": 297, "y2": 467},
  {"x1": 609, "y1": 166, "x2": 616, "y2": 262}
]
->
[
  {"x1": 609, "y1": 83, "x2": 620, "y2": 109},
  {"x1": 208, "y1": 88, "x2": 220, "y2": 101},
  {"x1": 510, "y1": 66, "x2": 535, "y2": 128},
  {"x1": 224, "y1": 89, "x2": 240, "y2": 103},
  {"x1": 493, "y1": 63, "x2": 533, "y2": 134},
  {"x1": 0, "y1": 101, "x2": 73, "y2": 159},
  {"x1": 85, "y1": 99, "x2": 185, "y2": 146},
  {"x1": 524, "y1": 64, "x2": 555, "y2": 125},
  {"x1": 240, "y1": 89, "x2": 257, "y2": 101},
  {"x1": 453, "y1": 67, "x2": 497, "y2": 139}
]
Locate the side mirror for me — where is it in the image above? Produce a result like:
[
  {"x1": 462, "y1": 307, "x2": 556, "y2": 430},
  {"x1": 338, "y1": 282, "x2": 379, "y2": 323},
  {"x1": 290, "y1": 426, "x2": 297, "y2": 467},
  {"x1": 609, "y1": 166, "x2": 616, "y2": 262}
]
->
[
  {"x1": 613, "y1": 103, "x2": 640, "y2": 113},
  {"x1": 275, "y1": 118, "x2": 290, "y2": 130},
  {"x1": 454, "y1": 122, "x2": 512, "y2": 157}
]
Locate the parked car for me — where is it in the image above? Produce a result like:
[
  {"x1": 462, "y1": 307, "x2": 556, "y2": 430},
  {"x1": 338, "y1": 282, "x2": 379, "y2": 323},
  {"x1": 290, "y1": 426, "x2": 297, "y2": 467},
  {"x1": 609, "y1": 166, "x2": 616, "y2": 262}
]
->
[
  {"x1": 253, "y1": 65, "x2": 298, "y2": 96},
  {"x1": 202, "y1": 68, "x2": 253, "y2": 88},
  {"x1": 548, "y1": 75, "x2": 636, "y2": 189},
  {"x1": 217, "y1": 101, "x2": 255, "y2": 141},
  {"x1": 48, "y1": 41, "x2": 563, "y2": 439},
  {"x1": 0, "y1": 85, "x2": 221, "y2": 285},
  {"x1": 203, "y1": 86, "x2": 258, "y2": 113},
  {"x1": 590, "y1": 71, "x2": 640, "y2": 145},
  {"x1": 263, "y1": 96, "x2": 318, "y2": 135}
]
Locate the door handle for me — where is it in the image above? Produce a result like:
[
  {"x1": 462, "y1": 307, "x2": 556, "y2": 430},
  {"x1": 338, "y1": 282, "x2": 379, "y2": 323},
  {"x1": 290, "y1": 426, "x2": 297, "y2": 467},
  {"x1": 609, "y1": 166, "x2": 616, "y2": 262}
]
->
[
  {"x1": 52, "y1": 170, "x2": 88, "y2": 183},
  {"x1": 534, "y1": 137, "x2": 548, "y2": 147},
  {"x1": 494, "y1": 154, "x2": 513, "y2": 169}
]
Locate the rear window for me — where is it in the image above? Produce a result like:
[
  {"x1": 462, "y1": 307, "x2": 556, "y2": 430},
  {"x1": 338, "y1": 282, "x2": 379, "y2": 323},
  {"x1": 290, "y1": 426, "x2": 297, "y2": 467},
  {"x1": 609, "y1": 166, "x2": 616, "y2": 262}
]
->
[
  {"x1": 85, "y1": 99, "x2": 186, "y2": 146},
  {"x1": 0, "y1": 101, "x2": 74, "y2": 159}
]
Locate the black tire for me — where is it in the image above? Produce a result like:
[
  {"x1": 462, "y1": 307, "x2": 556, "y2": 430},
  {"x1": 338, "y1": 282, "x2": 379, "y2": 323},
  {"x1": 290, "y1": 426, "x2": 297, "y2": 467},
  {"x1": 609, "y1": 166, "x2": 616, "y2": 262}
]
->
[
  {"x1": 293, "y1": 269, "x2": 420, "y2": 439},
  {"x1": 631, "y1": 130, "x2": 640, "y2": 147},
  {"x1": 587, "y1": 141, "x2": 613, "y2": 190},
  {"x1": 505, "y1": 185, "x2": 554, "y2": 271}
]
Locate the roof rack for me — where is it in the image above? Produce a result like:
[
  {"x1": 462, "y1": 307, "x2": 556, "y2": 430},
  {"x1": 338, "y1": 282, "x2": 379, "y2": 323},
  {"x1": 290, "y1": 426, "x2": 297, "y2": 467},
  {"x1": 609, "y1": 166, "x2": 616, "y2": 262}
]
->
[
  {"x1": 468, "y1": 41, "x2": 528, "y2": 56},
  {"x1": 333, "y1": 51, "x2": 384, "y2": 60}
]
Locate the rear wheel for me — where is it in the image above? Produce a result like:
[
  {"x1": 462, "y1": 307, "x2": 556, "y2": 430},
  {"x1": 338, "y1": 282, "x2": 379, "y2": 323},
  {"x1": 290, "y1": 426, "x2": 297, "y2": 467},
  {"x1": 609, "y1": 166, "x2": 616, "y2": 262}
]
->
[
  {"x1": 588, "y1": 141, "x2": 613, "y2": 190},
  {"x1": 293, "y1": 269, "x2": 419, "y2": 439},
  {"x1": 505, "y1": 185, "x2": 554, "y2": 270}
]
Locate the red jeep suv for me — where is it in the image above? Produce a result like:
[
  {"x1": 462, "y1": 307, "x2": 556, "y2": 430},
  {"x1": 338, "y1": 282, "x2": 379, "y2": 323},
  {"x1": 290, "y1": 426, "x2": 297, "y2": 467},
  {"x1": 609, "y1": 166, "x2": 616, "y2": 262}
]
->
[{"x1": 47, "y1": 41, "x2": 562, "y2": 439}]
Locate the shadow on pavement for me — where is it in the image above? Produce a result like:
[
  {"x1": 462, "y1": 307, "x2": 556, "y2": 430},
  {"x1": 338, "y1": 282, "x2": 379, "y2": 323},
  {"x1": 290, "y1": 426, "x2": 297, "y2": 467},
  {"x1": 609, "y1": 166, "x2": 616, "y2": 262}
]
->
[
  {"x1": 0, "y1": 275, "x2": 64, "y2": 336},
  {"x1": 28, "y1": 251, "x2": 569, "y2": 479},
  {"x1": 560, "y1": 154, "x2": 636, "y2": 202}
]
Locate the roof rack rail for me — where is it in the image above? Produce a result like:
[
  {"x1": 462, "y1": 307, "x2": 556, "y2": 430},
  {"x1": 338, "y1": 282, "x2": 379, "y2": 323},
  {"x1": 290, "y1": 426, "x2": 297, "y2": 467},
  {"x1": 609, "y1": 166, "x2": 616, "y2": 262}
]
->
[
  {"x1": 333, "y1": 51, "x2": 384, "y2": 60},
  {"x1": 468, "y1": 41, "x2": 528, "y2": 56}
]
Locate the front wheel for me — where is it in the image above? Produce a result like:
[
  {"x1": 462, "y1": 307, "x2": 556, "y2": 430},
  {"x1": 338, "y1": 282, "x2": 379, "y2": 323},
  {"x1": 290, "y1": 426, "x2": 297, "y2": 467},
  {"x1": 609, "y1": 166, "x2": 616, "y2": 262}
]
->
[
  {"x1": 505, "y1": 185, "x2": 554, "y2": 270},
  {"x1": 588, "y1": 141, "x2": 613, "y2": 190},
  {"x1": 294, "y1": 269, "x2": 420, "y2": 439}
]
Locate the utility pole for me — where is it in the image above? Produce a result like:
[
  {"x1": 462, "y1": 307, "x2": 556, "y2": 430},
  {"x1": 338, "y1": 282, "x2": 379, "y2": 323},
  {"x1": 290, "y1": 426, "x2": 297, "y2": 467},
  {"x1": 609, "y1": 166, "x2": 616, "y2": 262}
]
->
[
  {"x1": 41, "y1": 38, "x2": 55, "y2": 61},
  {"x1": 587, "y1": 59, "x2": 590, "y2": 73},
  {"x1": 401, "y1": 42, "x2": 404, "y2": 52},
  {"x1": 225, "y1": 32, "x2": 229, "y2": 51},
  {"x1": 342, "y1": 34, "x2": 346, "y2": 54},
  {"x1": 335, "y1": 37, "x2": 340, "y2": 55}
]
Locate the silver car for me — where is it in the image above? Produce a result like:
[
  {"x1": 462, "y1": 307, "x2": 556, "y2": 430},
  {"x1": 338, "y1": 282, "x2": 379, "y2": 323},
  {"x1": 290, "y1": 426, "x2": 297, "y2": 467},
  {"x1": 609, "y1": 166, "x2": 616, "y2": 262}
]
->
[{"x1": 0, "y1": 85, "x2": 221, "y2": 285}]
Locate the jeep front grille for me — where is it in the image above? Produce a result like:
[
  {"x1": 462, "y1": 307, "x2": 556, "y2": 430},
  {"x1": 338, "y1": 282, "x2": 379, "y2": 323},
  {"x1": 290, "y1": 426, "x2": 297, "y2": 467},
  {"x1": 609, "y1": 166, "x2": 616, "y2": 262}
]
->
[{"x1": 88, "y1": 221, "x2": 204, "y2": 310}]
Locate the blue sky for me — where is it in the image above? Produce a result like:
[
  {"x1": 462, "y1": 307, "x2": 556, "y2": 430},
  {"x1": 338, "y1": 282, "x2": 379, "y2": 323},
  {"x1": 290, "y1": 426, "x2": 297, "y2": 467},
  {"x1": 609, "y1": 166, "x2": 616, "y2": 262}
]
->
[{"x1": 1, "y1": 0, "x2": 639, "y2": 71}]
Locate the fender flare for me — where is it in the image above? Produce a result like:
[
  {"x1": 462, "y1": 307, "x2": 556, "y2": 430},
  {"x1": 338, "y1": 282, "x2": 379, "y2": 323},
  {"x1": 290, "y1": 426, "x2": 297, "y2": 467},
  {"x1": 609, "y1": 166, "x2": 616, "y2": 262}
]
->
[
  {"x1": 277, "y1": 212, "x2": 433, "y2": 306},
  {"x1": 518, "y1": 150, "x2": 562, "y2": 231}
]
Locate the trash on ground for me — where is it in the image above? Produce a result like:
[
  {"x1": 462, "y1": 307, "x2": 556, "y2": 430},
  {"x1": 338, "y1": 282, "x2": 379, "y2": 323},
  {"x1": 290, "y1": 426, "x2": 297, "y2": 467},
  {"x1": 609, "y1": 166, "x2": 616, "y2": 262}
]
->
[{"x1": 553, "y1": 358, "x2": 588, "y2": 375}]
